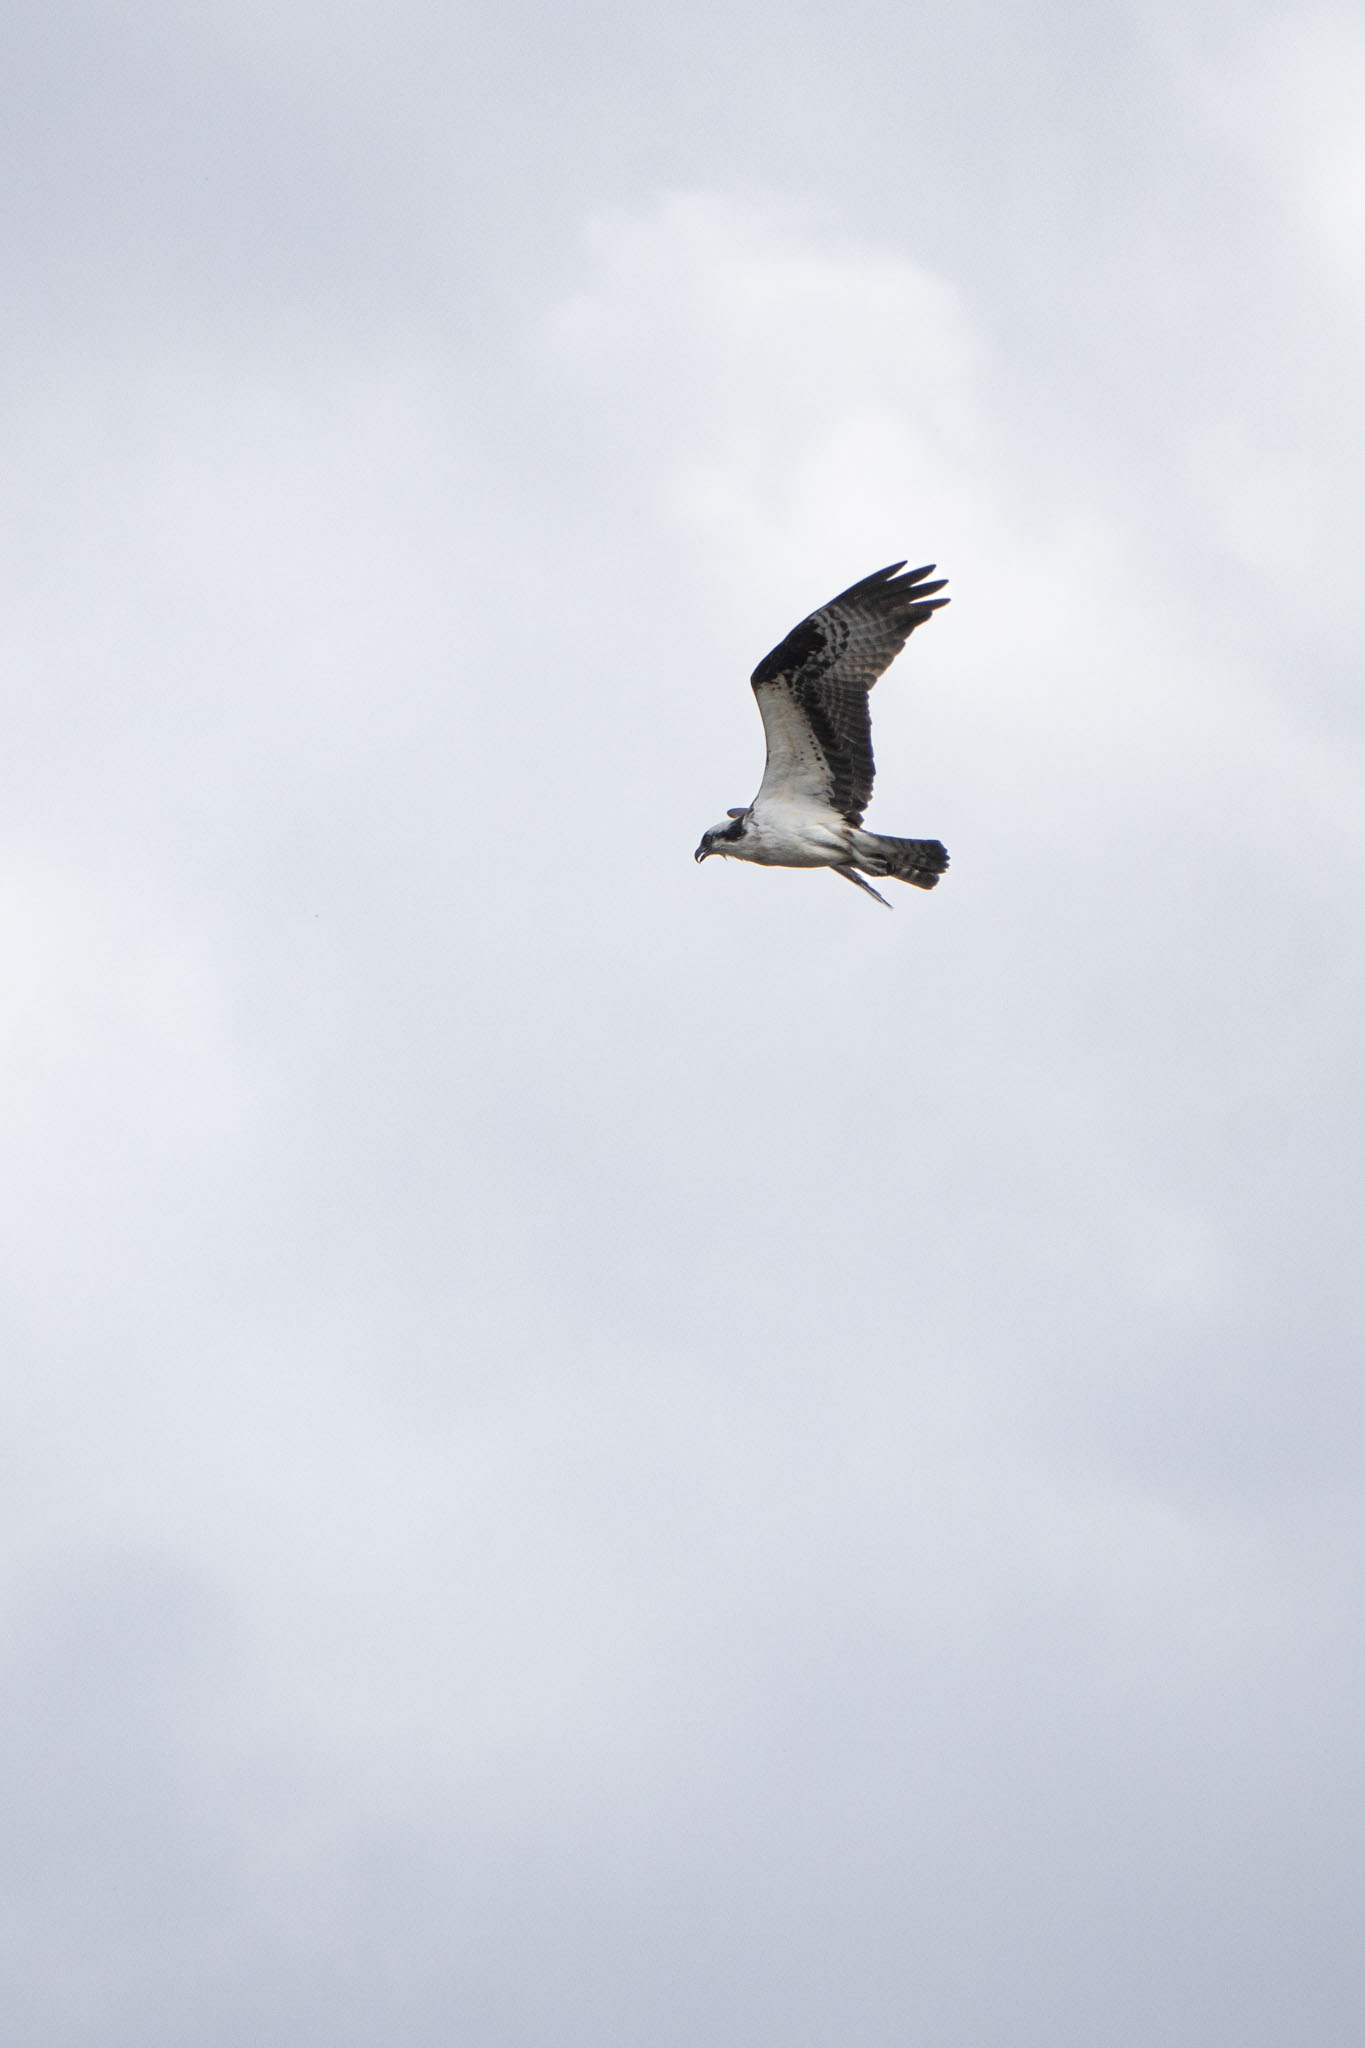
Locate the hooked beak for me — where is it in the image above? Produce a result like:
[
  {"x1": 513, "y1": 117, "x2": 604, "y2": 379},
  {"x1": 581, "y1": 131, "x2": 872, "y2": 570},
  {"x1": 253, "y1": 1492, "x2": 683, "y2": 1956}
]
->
[{"x1": 694, "y1": 844, "x2": 712, "y2": 863}]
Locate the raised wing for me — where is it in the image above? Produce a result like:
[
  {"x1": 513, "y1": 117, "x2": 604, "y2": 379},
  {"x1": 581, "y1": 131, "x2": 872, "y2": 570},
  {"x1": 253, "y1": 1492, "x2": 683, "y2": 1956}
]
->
[{"x1": 750, "y1": 561, "x2": 948, "y2": 825}]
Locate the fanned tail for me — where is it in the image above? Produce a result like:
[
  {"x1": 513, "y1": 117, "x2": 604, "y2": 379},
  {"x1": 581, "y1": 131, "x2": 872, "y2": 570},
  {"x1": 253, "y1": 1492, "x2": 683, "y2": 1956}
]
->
[{"x1": 852, "y1": 834, "x2": 949, "y2": 891}]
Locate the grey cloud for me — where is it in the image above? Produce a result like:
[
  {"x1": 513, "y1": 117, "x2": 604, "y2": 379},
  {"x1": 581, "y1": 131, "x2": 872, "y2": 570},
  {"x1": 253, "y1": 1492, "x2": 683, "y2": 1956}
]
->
[{"x1": 1, "y1": 2, "x2": 1364, "y2": 2043}]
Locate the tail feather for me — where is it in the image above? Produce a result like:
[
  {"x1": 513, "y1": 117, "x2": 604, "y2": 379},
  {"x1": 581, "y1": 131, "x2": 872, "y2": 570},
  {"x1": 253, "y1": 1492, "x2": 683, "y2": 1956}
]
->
[{"x1": 853, "y1": 834, "x2": 949, "y2": 891}]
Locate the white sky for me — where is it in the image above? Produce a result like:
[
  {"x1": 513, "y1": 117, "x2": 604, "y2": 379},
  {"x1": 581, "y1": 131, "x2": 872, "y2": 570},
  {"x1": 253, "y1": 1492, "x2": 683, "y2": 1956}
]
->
[{"x1": 2, "y1": 3, "x2": 1364, "y2": 2043}]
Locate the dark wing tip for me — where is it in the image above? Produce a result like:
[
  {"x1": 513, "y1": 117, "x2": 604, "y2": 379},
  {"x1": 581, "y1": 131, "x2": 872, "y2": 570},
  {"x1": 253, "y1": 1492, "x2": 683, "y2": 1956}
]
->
[
  {"x1": 826, "y1": 559, "x2": 949, "y2": 608},
  {"x1": 749, "y1": 557, "x2": 951, "y2": 685},
  {"x1": 826, "y1": 561, "x2": 907, "y2": 606}
]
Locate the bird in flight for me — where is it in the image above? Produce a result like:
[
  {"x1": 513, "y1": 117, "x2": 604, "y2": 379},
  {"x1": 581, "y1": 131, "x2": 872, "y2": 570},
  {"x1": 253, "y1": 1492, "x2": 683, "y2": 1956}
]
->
[{"x1": 694, "y1": 560, "x2": 949, "y2": 907}]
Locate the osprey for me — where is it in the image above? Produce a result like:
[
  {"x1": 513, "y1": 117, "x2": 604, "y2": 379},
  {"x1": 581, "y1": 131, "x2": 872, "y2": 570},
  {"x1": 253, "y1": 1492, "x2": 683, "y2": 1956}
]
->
[{"x1": 694, "y1": 560, "x2": 949, "y2": 907}]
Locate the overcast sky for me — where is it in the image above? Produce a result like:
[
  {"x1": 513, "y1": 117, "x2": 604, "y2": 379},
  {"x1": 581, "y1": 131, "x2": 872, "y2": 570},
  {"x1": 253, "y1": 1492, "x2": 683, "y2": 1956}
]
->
[{"x1": 2, "y1": 2, "x2": 1364, "y2": 2042}]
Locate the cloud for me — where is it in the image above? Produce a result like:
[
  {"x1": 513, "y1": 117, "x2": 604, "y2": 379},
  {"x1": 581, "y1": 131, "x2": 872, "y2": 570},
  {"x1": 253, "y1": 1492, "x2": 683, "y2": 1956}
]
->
[{"x1": 1, "y1": 28, "x2": 1364, "y2": 2044}]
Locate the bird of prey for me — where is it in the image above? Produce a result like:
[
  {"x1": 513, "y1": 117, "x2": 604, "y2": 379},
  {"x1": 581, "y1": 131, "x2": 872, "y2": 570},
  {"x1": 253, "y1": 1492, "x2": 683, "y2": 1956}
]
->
[{"x1": 694, "y1": 560, "x2": 949, "y2": 907}]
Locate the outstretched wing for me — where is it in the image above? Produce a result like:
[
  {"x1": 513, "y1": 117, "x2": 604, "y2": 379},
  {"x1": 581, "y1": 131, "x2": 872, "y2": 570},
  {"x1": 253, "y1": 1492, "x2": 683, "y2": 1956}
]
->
[{"x1": 750, "y1": 561, "x2": 948, "y2": 826}]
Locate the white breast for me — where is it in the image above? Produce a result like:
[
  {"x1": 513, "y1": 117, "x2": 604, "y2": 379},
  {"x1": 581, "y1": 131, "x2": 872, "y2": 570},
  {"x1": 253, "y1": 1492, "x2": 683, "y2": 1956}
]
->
[{"x1": 744, "y1": 795, "x2": 851, "y2": 868}]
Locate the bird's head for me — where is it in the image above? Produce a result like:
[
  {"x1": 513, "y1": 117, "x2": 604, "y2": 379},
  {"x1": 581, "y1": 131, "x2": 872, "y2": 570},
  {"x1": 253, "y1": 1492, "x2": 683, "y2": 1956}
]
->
[{"x1": 695, "y1": 809, "x2": 750, "y2": 862}]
